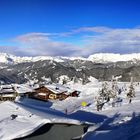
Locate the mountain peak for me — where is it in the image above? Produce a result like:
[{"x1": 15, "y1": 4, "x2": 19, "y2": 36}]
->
[{"x1": 88, "y1": 53, "x2": 140, "y2": 63}]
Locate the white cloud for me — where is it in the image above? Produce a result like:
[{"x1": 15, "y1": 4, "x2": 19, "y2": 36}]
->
[
  {"x1": 13, "y1": 32, "x2": 81, "y2": 56},
  {"x1": 2, "y1": 27, "x2": 140, "y2": 57},
  {"x1": 83, "y1": 28, "x2": 140, "y2": 54},
  {"x1": 72, "y1": 26, "x2": 112, "y2": 33}
]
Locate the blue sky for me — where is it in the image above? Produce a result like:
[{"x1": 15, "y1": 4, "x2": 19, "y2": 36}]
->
[{"x1": 0, "y1": 0, "x2": 140, "y2": 56}]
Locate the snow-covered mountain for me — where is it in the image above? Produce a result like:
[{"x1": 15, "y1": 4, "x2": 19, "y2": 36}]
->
[
  {"x1": 0, "y1": 53, "x2": 64, "y2": 64},
  {"x1": 1, "y1": 52, "x2": 140, "y2": 84},
  {"x1": 88, "y1": 53, "x2": 140, "y2": 63},
  {"x1": 1, "y1": 52, "x2": 140, "y2": 64},
  {"x1": 0, "y1": 53, "x2": 14, "y2": 64},
  {"x1": 0, "y1": 52, "x2": 89, "y2": 64}
]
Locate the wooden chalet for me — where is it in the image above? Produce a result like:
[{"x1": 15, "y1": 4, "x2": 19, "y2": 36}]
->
[
  {"x1": 33, "y1": 84, "x2": 80, "y2": 101},
  {"x1": 33, "y1": 85, "x2": 67, "y2": 101}
]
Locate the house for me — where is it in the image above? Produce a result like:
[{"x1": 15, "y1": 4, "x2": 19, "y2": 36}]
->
[
  {"x1": 33, "y1": 84, "x2": 80, "y2": 101},
  {"x1": 0, "y1": 83, "x2": 81, "y2": 102},
  {"x1": 33, "y1": 84, "x2": 67, "y2": 101},
  {"x1": 0, "y1": 85, "x2": 17, "y2": 101}
]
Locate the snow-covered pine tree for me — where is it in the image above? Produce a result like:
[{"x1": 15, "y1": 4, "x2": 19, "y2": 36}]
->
[
  {"x1": 127, "y1": 77, "x2": 135, "y2": 98},
  {"x1": 96, "y1": 96, "x2": 104, "y2": 111},
  {"x1": 111, "y1": 76, "x2": 118, "y2": 98},
  {"x1": 96, "y1": 82, "x2": 110, "y2": 111},
  {"x1": 126, "y1": 77, "x2": 135, "y2": 104},
  {"x1": 100, "y1": 82, "x2": 114, "y2": 102},
  {"x1": 97, "y1": 77, "x2": 120, "y2": 110}
]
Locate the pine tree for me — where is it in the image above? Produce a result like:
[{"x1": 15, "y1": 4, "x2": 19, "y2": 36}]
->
[
  {"x1": 127, "y1": 77, "x2": 135, "y2": 103},
  {"x1": 127, "y1": 83, "x2": 135, "y2": 98},
  {"x1": 96, "y1": 79, "x2": 119, "y2": 110},
  {"x1": 99, "y1": 82, "x2": 111, "y2": 101},
  {"x1": 96, "y1": 97, "x2": 104, "y2": 111},
  {"x1": 96, "y1": 82, "x2": 110, "y2": 111},
  {"x1": 111, "y1": 76, "x2": 118, "y2": 98}
]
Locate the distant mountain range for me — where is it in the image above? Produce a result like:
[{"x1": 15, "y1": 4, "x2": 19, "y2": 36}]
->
[
  {"x1": 0, "y1": 52, "x2": 140, "y2": 84},
  {"x1": 1, "y1": 52, "x2": 140, "y2": 64}
]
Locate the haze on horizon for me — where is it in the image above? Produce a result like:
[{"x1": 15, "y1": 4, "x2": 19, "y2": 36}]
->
[{"x1": 0, "y1": 0, "x2": 140, "y2": 57}]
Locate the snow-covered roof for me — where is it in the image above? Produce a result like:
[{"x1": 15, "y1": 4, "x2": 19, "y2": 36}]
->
[
  {"x1": 45, "y1": 84, "x2": 68, "y2": 94},
  {"x1": 0, "y1": 84, "x2": 13, "y2": 89},
  {"x1": 1, "y1": 94, "x2": 15, "y2": 97},
  {"x1": 14, "y1": 84, "x2": 35, "y2": 94},
  {"x1": 0, "y1": 85, "x2": 15, "y2": 94},
  {"x1": 0, "y1": 88, "x2": 15, "y2": 94},
  {"x1": 34, "y1": 83, "x2": 78, "y2": 96}
]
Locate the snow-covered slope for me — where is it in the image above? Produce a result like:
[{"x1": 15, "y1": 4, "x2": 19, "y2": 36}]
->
[
  {"x1": 1, "y1": 52, "x2": 140, "y2": 64},
  {"x1": 0, "y1": 100, "x2": 81, "y2": 140}
]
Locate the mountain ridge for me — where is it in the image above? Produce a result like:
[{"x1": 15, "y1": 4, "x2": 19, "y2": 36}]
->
[
  {"x1": 1, "y1": 52, "x2": 140, "y2": 84},
  {"x1": 1, "y1": 52, "x2": 140, "y2": 64}
]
